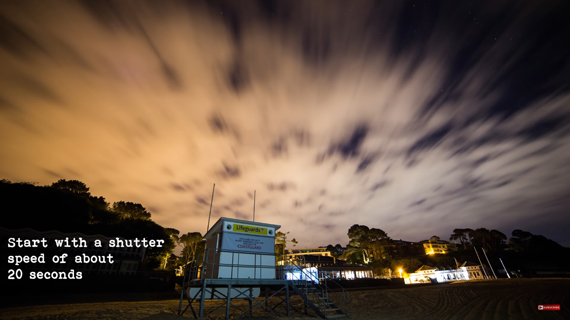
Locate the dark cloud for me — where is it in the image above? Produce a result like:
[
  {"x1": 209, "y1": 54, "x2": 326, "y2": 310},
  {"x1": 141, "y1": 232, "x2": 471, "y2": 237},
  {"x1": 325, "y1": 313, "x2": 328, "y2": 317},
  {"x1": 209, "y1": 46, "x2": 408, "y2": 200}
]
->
[
  {"x1": 320, "y1": 224, "x2": 336, "y2": 230},
  {"x1": 63, "y1": 168, "x2": 81, "y2": 178},
  {"x1": 257, "y1": 0, "x2": 293, "y2": 24},
  {"x1": 450, "y1": 133, "x2": 504, "y2": 156},
  {"x1": 301, "y1": 26, "x2": 331, "y2": 67},
  {"x1": 160, "y1": 63, "x2": 183, "y2": 90},
  {"x1": 322, "y1": 125, "x2": 369, "y2": 164},
  {"x1": 356, "y1": 155, "x2": 376, "y2": 173},
  {"x1": 210, "y1": 113, "x2": 229, "y2": 133},
  {"x1": 267, "y1": 182, "x2": 295, "y2": 192},
  {"x1": 471, "y1": 155, "x2": 492, "y2": 169},
  {"x1": 258, "y1": 199, "x2": 271, "y2": 209},
  {"x1": 271, "y1": 137, "x2": 287, "y2": 157},
  {"x1": 492, "y1": 180, "x2": 512, "y2": 189},
  {"x1": 484, "y1": 19, "x2": 570, "y2": 120},
  {"x1": 271, "y1": 131, "x2": 311, "y2": 157},
  {"x1": 335, "y1": 125, "x2": 368, "y2": 159},
  {"x1": 444, "y1": 177, "x2": 490, "y2": 198},
  {"x1": 0, "y1": 96, "x2": 19, "y2": 113},
  {"x1": 80, "y1": 0, "x2": 136, "y2": 31},
  {"x1": 203, "y1": 0, "x2": 243, "y2": 44},
  {"x1": 147, "y1": 206, "x2": 161, "y2": 214},
  {"x1": 419, "y1": 2, "x2": 570, "y2": 123},
  {"x1": 227, "y1": 58, "x2": 249, "y2": 94},
  {"x1": 171, "y1": 183, "x2": 192, "y2": 192},
  {"x1": 13, "y1": 75, "x2": 64, "y2": 105},
  {"x1": 138, "y1": 27, "x2": 183, "y2": 90},
  {"x1": 230, "y1": 198, "x2": 245, "y2": 207},
  {"x1": 195, "y1": 196, "x2": 209, "y2": 206},
  {"x1": 0, "y1": 14, "x2": 47, "y2": 59},
  {"x1": 371, "y1": 181, "x2": 389, "y2": 192},
  {"x1": 212, "y1": 207, "x2": 222, "y2": 218},
  {"x1": 53, "y1": 40, "x2": 95, "y2": 71},
  {"x1": 408, "y1": 123, "x2": 453, "y2": 157},
  {"x1": 513, "y1": 144, "x2": 562, "y2": 164},
  {"x1": 218, "y1": 164, "x2": 241, "y2": 179},
  {"x1": 293, "y1": 130, "x2": 310, "y2": 147},
  {"x1": 43, "y1": 169, "x2": 61, "y2": 179},
  {"x1": 409, "y1": 199, "x2": 427, "y2": 207},
  {"x1": 235, "y1": 211, "x2": 249, "y2": 220},
  {"x1": 82, "y1": 1, "x2": 183, "y2": 89},
  {"x1": 518, "y1": 116, "x2": 568, "y2": 141}
]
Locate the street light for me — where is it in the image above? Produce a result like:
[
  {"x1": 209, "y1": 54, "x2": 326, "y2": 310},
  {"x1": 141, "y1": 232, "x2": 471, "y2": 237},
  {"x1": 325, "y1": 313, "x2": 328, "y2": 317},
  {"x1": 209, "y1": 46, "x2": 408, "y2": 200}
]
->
[{"x1": 399, "y1": 268, "x2": 403, "y2": 278}]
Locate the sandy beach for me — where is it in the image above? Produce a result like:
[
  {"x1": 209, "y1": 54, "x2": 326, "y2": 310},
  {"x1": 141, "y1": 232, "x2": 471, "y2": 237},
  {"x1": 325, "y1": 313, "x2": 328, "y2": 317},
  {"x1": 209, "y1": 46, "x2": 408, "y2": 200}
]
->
[{"x1": 1, "y1": 279, "x2": 568, "y2": 320}]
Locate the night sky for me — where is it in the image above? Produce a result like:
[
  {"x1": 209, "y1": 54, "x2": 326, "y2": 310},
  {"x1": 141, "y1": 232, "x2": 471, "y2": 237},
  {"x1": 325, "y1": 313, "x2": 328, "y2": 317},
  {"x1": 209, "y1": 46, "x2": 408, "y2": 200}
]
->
[{"x1": 1, "y1": 1, "x2": 569, "y2": 247}]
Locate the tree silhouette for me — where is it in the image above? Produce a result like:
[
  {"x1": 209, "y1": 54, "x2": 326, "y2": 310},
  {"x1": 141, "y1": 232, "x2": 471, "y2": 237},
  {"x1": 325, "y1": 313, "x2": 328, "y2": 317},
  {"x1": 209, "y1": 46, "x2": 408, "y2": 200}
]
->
[
  {"x1": 430, "y1": 235, "x2": 441, "y2": 242},
  {"x1": 508, "y1": 229, "x2": 562, "y2": 253},
  {"x1": 450, "y1": 228, "x2": 472, "y2": 249},
  {"x1": 347, "y1": 224, "x2": 391, "y2": 264},
  {"x1": 158, "y1": 228, "x2": 180, "y2": 269},
  {"x1": 112, "y1": 201, "x2": 151, "y2": 220},
  {"x1": 468, "y1": 228, "x2": 506, "y2": 252},
  {"x1": 179, "y1": 232, "x2": 205, "y2": 263},
  {"x1": 51, "y1": 179, "x2": 90, "y2": 196},
  {"x1": 275, "y1": 231, "x2": 298, "y2": 261}
]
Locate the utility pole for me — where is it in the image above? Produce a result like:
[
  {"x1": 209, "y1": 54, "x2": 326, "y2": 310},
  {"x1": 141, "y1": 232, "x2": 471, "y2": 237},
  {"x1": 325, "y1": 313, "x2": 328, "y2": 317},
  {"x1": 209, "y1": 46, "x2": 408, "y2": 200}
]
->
[
  {"x1": 474, "y1": 247, "x2": 490, "y2": 279},
  {"x1": 206, "y1": 183, "x2": 215, "y2": 232},
  {"x1": 482, "y1": 248, "x2": 497, "y2": 279},
  {"x1": 253, "y1": 190, "x2": 256, "y2": 222},
  {"x1": 499, "y1": 258, "x2": 511, "y2": 279}
]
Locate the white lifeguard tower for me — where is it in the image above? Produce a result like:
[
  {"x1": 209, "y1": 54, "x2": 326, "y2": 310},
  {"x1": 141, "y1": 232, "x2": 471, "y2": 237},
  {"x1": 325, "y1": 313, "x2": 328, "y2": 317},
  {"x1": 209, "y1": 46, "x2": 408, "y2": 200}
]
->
[
  {"x1": 178, "y1": 216, "x2": 349, "y2": 320},
  {"x1": 202, "y1": 217, "x2": 280, "y2": 280}
]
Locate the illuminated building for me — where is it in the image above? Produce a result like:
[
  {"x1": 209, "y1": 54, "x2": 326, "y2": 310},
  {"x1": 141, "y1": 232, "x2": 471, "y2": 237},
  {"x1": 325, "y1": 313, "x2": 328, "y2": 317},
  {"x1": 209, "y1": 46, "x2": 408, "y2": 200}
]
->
[
  {"x1": 404, "y1": 262, "x2": 491, "y2": 284},
  {"x1": 421, "y1": 239, "x2": 457, "y2": 255}
]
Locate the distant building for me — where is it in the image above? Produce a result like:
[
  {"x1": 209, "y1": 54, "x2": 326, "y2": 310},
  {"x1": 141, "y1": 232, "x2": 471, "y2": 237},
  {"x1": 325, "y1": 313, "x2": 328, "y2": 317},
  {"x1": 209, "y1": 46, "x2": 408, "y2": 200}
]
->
[
  {"x1": 284, "y1": 247, "x2": 337, "y2": 265},
  {"x1": 421, "y1": 239, "x2": 457, "y2": 255},
  {"x1": 284, "y1": 265, "x2": 374, "y2": 281},
  {"x1": 391, "y1": 239, "x2": 425, "y2": 258},
  {"x1": 300, "y1": 255, "x2": 336, "y2": 268},
  {"x1": 281, "y1": 248, "x2": 372, "y2": 281},
  {"x1": 288, "y1": 247, "x2": 334, "y2": 258},
  {"x1": 405, "y1": 262, "x2": 490, "y2": 284},
  {"x1": 318, "y1": 266, "x2": 374, "y2": 280}
]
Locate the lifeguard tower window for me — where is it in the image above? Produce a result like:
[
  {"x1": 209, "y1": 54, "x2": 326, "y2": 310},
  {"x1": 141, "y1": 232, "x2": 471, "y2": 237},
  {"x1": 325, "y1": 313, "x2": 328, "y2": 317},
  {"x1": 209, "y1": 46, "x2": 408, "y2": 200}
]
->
[{"x1": 202, "y1": 217, "x2": 280, "y2": 280}]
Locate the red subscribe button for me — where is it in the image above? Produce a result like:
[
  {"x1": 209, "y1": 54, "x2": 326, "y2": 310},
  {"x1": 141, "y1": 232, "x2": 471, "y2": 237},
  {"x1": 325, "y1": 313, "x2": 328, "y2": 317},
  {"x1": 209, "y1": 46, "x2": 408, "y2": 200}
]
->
[{"x1": 538, "y1": 305, "x2": 560, "y2": 311}]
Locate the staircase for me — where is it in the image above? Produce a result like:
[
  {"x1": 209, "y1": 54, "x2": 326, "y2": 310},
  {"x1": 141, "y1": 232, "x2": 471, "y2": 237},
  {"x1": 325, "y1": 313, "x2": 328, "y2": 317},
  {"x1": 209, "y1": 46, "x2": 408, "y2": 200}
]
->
[{"x1": 290, "y1": 278, "x2": 348, "y2": 319}]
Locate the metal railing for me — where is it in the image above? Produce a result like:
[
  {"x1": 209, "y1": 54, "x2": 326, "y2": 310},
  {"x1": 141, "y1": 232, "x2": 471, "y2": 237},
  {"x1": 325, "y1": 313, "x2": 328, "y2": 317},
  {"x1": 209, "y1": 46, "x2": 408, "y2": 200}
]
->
[
  {"x1": 286, "y1": 256, "x2": 349, "y2": 316},
  {"x1": 180, "y1": 248, "x2": 349, "y2": 316}
]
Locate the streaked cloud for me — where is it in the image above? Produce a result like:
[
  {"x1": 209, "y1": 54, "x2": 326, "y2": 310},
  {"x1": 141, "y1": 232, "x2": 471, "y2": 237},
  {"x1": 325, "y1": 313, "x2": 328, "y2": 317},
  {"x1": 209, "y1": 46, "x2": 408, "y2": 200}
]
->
[{"x1": 1, "y1": 0, "x2": 569, "y2": 246}]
